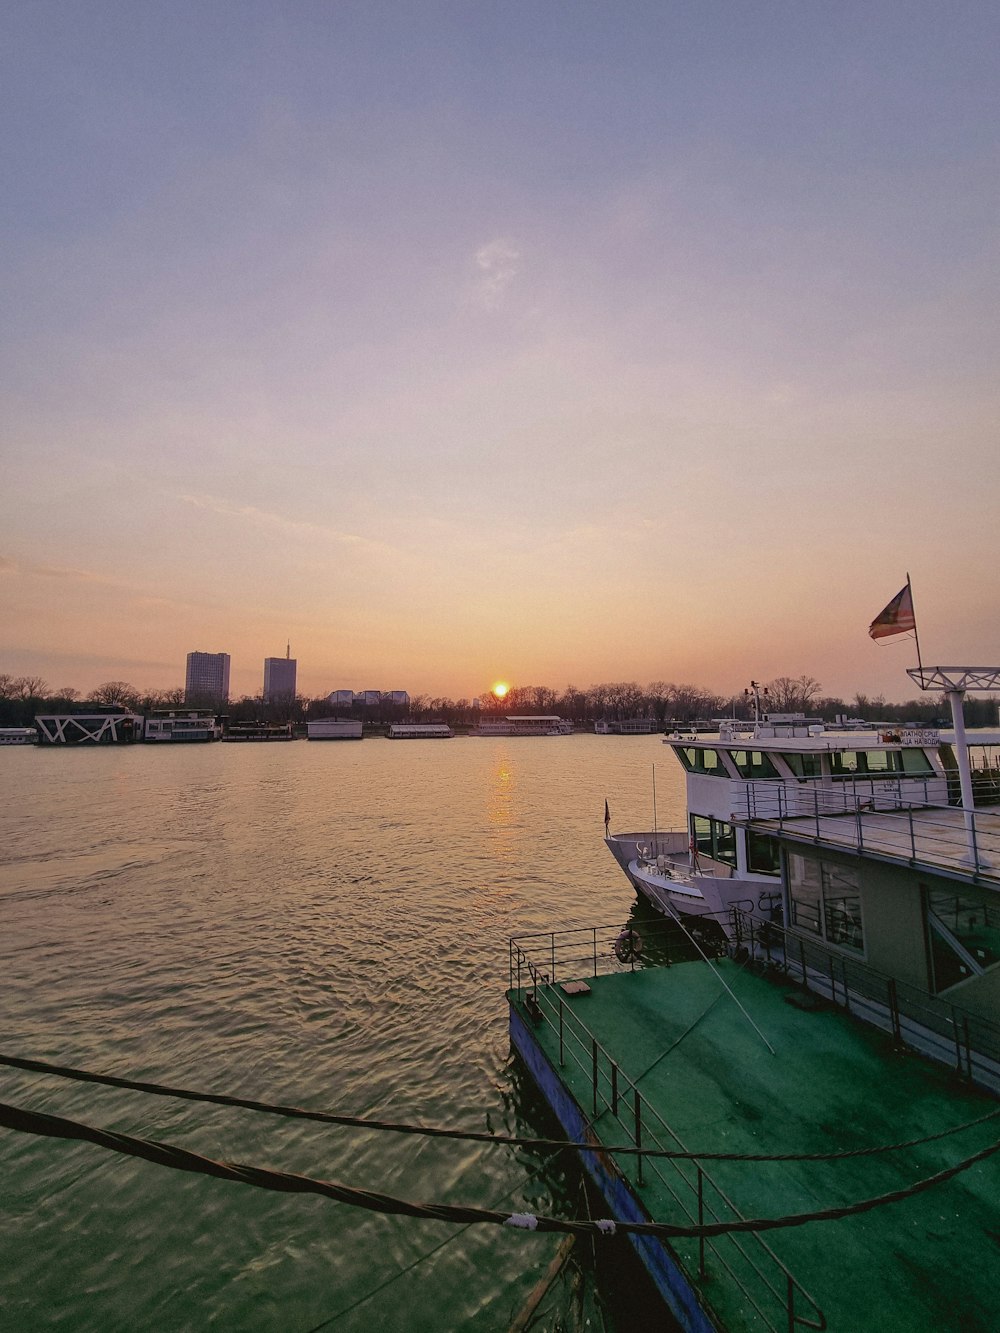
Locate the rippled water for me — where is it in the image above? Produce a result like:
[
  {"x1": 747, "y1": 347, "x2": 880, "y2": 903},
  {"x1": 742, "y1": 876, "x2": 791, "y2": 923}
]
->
[{"x1": 0, "y1": 736, "x2": 686, "y2": 1331}]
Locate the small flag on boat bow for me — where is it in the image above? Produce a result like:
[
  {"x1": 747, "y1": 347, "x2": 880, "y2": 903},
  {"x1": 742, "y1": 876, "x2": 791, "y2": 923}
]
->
[
  {"x1": 869, "y1": 584, "x2": 916, "y2": 640},
  {"x1": 604, "y1": 799, "x2": 610, "y2": 832}
]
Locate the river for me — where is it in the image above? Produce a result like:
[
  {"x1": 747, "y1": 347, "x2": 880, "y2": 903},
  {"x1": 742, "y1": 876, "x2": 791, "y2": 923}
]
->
[{"x1": 0, "y1": 734, "x2": 687, "y2": 1331}]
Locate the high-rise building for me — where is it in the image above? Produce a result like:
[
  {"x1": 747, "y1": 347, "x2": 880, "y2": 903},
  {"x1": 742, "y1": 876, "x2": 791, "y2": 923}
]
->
[
  {"x1": 263, "y1": 646, "x2": 297, "y2": 702},
  {"x1": 185, "y1": 651, "x2": 231, "y2": 705}
]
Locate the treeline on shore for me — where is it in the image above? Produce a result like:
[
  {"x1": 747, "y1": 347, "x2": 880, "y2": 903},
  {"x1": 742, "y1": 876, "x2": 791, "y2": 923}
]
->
[{"x1": 2, "y1": 672, "x2": 995, "y2": 730}]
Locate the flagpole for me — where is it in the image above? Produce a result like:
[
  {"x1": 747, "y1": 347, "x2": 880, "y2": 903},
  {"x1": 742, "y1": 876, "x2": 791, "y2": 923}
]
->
[{"x1": 906, "y1": 571, "x2": 925, "y2": 678}]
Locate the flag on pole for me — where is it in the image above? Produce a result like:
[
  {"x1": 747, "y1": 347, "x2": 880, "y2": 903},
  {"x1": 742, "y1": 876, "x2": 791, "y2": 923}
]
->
[
  {"x1": 604, "y1": 799, "x2": 610, "y2": 833},
  {"x1": 869, "y1": 584, "x2": 916, "y2": 640}
]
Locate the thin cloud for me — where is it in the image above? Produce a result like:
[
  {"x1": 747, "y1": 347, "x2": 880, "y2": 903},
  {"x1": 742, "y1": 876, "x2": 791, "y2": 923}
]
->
[
  {"x1": 1, "y1": 555, "x2": 200, "y2": 612},
  {"x1": 472, "y1": 239, "x2": 521, "y2": 310},
  {"x1": 1, "y1": 557, "x2": 111, "y2": 583},
  {"x1": 177, "y1": 493, "x2": 396, "y2": 556}
]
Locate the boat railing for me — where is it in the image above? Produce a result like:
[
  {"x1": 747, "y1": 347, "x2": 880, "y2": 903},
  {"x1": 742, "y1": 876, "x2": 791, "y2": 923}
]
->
[
  {"x1": 735, "y1": 775, "x2": 947, "y2": 821},
  {"x1": 509, "y1": 928, "x2": 826, "y2": 1333},
  {"x1": 730, "y1": 908, "x2": 1000, "y2": 1088},
  {"x1": 735, "y1": 783, "x2": 1000, "y2": 884}
]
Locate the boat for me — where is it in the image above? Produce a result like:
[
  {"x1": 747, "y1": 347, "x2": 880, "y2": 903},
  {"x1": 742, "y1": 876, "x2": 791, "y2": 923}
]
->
[
  {"x1": 594, "y1": 718, "x2": 655, "y2": 735},
  {"x1": 0, "y1": 727, "x2": 38, "y2": 746},
  {"x1": 306, "y1": 718, "x2": 363, "y2": 741},
  {"x1": 144, "y1": 709, "x2": 222, "y2": 742},
  {"x1": 387, "y1": 723, "x2": 453, "y2": 739},
  {"x1": 509, "y1": 665, "x2": 1000, "y2": 1333},
  {"x1": 474, "y1": 715, "x2": 574, "y2": 736},
  {"x1": 223, "y1": 722, "x2": 295, "y2": 741},
  {"x1": 605, "y1": 680, "x2": 994, "y2": 932}
]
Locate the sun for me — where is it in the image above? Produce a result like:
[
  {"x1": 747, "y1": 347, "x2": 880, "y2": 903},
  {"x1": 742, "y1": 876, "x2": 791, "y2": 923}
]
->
[{"x1": 492, "y1": 682, "x2": 510, "y2": 700}]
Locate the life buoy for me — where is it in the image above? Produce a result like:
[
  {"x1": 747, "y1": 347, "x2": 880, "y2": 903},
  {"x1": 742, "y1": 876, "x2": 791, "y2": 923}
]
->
[{"x1": 614, "y1": 928, "x2": 642, "y2": 964}]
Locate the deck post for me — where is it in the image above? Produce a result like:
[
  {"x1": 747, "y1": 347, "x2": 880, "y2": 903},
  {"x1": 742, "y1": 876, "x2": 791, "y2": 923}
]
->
[
  {"x1": 559, "y1": 999, "x2": 565, "y2": 1067},
  {"x1": 634, "y1": 1091, "x2": 644, "y2": 1186},
  {"x1": 963, "y1": 1014, "x2": 972, "y2": 1079},
  {"x1": 592, "y1": 1039, "x2": 599, "y2": 1115},
  {"x1": 592, "y1": 927, "x2": 597, "y2": 977},
  {"x1": 888, "y1": 978, "x2": 901, "y2": 1042},
  {"x1": 697, "y1": 1167, "x2": 706, "y2": 1278},
  {"x1": 951, "y1": 1007, "x2": 963, "y2": 1074}
]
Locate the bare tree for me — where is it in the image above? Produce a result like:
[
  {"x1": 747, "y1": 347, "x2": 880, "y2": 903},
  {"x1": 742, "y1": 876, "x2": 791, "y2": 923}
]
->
[
  {"x1": 13, "y1": 675, "x2": 49, "y2": 700},
  {"x1": 768, "y1": 676, "x2": 822, "y2": 713},
  {"x1": 90, "y1": 681, "x2": 141, "y2": 709}
]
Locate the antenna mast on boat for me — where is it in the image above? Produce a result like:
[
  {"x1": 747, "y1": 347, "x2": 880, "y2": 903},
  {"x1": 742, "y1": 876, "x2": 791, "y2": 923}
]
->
[{"x1": 744, "y1": 681, "x2": 769, "y2": 722}]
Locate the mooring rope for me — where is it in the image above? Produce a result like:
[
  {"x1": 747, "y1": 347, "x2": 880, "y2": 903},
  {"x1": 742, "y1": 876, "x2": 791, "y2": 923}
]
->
[
  {"x1": 1, "y1": 1099, "x2": 997, "y2": 1239},
  {"x1": 2, "y1": 1051, "x2": 997, "y2": 1163}
]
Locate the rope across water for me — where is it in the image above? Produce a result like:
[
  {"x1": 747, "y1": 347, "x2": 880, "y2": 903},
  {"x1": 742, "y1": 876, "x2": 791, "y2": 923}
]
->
[{"x1": 3, "y1": 1050, "x2": 997, "y2": 1163}]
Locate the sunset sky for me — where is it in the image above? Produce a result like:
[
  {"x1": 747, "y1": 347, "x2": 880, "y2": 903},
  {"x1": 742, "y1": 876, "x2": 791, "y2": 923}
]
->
[{"x1": 3, "y1": 2, "x2": 999, "y2": 704}]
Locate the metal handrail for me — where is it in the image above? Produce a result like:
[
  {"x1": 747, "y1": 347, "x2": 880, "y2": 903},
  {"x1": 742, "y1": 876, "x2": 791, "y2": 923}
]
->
[
  {"x1": 730, "y1": 909, "x2": 1000, "y2": 1080},
  {"x1": 733, "y1": 784, "x2": 1000, "y2": 883},
  {"x1": 509, "y1": 936, "x2": 826, "y2": 1331}
]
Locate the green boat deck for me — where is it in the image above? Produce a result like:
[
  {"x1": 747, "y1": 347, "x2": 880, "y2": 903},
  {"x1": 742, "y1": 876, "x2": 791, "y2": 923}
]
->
[{"x1": 510, "y1": 958, "x2": 998, "y2": 1333}]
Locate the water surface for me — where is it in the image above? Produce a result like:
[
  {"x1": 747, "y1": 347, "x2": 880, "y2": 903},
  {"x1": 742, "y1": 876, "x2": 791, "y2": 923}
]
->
[{"x1": 0, "y1": 735, "x2": 685, "y2": 1331}]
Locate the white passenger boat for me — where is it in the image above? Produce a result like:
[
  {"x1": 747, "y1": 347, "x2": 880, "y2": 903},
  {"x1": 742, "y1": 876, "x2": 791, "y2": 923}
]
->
[
  {"x1": 474, "y1": 715, "x2": 574, "y2": 736},
  {"x1": 145, "y1": 709, "x2": 222, "y2": 741},
  {"x1": 0, "y1": 727, "x2": 38, "y2": 745},
  {"x1": 606, "y1": 682, "x2": 999, "y2": 929},
  {"x1": 387, "y1": 723, "x2": 453, "y2": 739},
  {"x1": 594, "y1": 718, "x2": 654, "y2": 735}
]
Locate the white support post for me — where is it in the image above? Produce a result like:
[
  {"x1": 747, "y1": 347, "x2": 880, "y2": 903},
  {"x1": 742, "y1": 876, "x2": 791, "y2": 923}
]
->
[{"x1": 946, "y1": 688, "x2": 977, "y2": 851}]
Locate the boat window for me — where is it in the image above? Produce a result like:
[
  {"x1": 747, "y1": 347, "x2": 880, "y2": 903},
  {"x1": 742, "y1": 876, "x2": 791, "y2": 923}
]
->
[
  {"x1": 821, "y1": 864, "x2": 864, "y2": 951},
  {"x1": 900, "y1": 748, "x2": 933, "y2": 774},
  {"x1": 690, "y1": 814, "x2": 737, "y2": 866},
  {"x1": 675, "y1": 746, "x2": 728, "y2": 776},
  {"x1": 747, "y1": 831, "x2": 780, "y2": 875},
  {"x1": 829, "y1": 750, "x2": 910, "y2": 779},
  {"x1": 788, "y1": 855, "x2": 822, "y2": 934},
  {"x1": 926, "y1": 886, "x2": 1000, "y2": 993},
  {"x1": 714, "y1": 821, "x2": 736, "y2": 865},
  {"x1": 728, "y1": 750, "x2": 779, "y2": 779},
  {"x1": 781, "y1": 753, "x2": 823, "y2": 779},
  {"x1": 787, "y1": 854, "x2": 864, "y2": 952}
]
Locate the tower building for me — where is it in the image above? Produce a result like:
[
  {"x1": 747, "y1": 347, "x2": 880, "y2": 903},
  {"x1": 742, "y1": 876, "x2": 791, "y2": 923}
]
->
[
  {"x1": 263, "y1": 644, "x2": 297, "y2": 702},
  {"x1": 185, "y1": 651, "x2": 231, "y2": 705}
]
